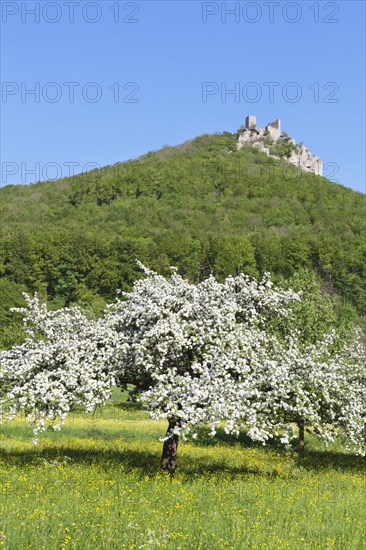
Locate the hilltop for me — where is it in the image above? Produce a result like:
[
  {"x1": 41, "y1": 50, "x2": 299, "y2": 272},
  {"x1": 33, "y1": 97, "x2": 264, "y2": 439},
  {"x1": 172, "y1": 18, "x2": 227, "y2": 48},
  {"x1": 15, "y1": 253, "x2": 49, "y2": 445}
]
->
[{"x1": 1, "y1": 130, "x2": 365, "y2": 347}]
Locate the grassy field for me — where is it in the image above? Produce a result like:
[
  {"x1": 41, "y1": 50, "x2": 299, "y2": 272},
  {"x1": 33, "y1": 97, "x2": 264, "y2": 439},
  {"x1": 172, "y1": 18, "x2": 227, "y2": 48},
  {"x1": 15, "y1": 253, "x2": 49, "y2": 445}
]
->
[{"x1": 0, "y1": 388, "x2": 365, "y2": 549}]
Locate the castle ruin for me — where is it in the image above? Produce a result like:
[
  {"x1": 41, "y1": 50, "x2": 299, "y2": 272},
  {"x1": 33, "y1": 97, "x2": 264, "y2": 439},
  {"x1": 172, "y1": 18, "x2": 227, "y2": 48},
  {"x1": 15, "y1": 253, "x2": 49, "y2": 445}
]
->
[{"x1": 238, "y1": 115, "x2": 322, "y2": 176}]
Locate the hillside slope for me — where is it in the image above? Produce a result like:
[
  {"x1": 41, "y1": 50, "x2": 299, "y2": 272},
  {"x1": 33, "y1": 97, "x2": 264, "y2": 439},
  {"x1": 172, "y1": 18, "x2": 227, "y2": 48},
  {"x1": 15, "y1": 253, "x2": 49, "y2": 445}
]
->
[{"x1": 1, "y1": 132, "x2": 365, "y2": 346}]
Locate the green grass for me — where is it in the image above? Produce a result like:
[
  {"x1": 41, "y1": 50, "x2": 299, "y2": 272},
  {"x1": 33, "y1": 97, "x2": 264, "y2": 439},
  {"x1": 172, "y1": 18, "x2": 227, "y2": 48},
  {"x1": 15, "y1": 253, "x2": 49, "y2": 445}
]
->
[{"x1": 0, "y1": 392, "x2": 365, "y2": 549}]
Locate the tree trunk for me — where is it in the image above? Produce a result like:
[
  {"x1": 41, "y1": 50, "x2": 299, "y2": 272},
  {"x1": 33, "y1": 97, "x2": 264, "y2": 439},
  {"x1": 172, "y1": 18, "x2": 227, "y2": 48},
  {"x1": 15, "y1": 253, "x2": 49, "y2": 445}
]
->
[
  {"x1": 161, "y1": 418, "x2": 180, "y2": 476},
  {"x1": 298, "y1": 418, "x2": 305, "y2": 455}
]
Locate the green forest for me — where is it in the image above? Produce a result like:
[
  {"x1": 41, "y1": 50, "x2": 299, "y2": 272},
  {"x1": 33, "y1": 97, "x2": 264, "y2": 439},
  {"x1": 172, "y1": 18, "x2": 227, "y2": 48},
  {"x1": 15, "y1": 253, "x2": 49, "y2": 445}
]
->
[{"x1": 1, "y1": 131, "x2": 365, "y2": 348}]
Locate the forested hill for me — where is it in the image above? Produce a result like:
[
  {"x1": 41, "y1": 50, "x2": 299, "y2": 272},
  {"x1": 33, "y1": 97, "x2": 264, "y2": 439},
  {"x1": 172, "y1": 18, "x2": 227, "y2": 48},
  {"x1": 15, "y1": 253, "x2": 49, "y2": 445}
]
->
[{"x1": 1, "y1": 131, "x2": 365, "y2": 346}]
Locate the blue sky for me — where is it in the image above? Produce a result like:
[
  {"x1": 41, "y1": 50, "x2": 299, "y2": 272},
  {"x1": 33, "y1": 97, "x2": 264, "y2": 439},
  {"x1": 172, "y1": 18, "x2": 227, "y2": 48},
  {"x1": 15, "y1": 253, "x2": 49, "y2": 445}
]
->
[{"x1": 1, "y1": 0, "x2": 365, "y2": 192}]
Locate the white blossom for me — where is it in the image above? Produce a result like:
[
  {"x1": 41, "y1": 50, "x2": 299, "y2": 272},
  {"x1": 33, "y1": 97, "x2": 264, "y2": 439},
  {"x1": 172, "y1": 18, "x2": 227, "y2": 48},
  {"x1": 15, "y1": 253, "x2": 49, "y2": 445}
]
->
[{"x1": 0, "y1": 266, "x2": 364, "y2": 455}]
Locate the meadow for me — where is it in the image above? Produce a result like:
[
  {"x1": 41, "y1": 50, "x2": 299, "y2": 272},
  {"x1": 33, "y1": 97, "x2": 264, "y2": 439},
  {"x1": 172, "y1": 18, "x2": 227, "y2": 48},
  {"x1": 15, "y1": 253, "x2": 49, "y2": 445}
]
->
[{"x1": 0, "y1": 388, "x2": 365, "y2": 550}]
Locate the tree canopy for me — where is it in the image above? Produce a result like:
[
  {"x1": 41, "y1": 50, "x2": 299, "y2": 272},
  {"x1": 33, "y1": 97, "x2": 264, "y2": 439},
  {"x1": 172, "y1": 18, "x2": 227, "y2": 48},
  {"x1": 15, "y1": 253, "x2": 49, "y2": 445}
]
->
[{"x1": 1, "y1": 267, "x2": 365, "y2": 473}]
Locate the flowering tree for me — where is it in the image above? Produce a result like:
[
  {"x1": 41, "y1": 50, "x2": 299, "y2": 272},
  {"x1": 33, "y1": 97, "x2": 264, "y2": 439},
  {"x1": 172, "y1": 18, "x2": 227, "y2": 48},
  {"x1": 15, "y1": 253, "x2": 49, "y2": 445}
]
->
[
  {"x1": 0, "y1": 295, "x2": 115, "y2": 442},
  {"x1": 1, "y1": 266, "x2": 365, "y2": 474},
  {"x1": 101, "y1": 264, "x2": 302, "y2": 471},
  {"x1": 239, "y1": 328, "x2": 366, "y2": 456}
]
